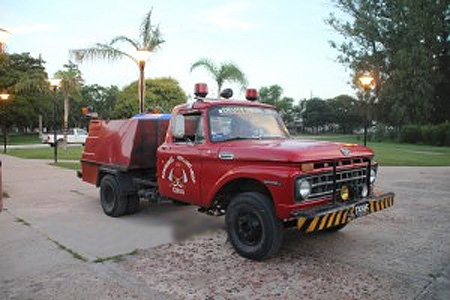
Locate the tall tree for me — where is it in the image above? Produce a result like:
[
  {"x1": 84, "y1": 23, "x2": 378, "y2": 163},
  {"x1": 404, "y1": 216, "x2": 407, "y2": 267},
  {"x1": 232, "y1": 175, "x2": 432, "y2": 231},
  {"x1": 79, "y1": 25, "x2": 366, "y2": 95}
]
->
[
  {"x1": 302, "y1": 98, "x2": 333, "y2": 133},
  {"x1": 0, "y1": 53, "x2": 49, "y2": 132},
  {"x1": 259, "y1": 85, "x2": 283, "y2": 106},
  {"x1": 328, "y1": 95, "x2": 363, "y2": 133},
  {"x1": 114, "y1": 77, "x2": 186, "y2": 118},
  {"x1": 81, "y1": 84, "x2": 119, "y2": 121},
  {"x1": 259, "y1": 85, "x2": 294, "y2": 123},
  {"x1": 54, "y1": 61, "x2": 84, "y2": 144},
  {"x1": 70, "y1": 8, "x2": 164, "y2": 112},
  {"x1": 327, "y1": 0, "x2": 450, "y2": 125},
  {"x1": 190, "y1": 58, "x2": 247, "y2": 96}
]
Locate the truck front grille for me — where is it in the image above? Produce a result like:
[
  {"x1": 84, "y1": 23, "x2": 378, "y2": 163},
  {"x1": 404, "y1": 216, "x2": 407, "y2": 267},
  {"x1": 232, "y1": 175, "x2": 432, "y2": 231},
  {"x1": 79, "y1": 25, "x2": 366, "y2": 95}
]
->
[{"x1": 308, "y1": 167, "x2": 368, "y2": 200}]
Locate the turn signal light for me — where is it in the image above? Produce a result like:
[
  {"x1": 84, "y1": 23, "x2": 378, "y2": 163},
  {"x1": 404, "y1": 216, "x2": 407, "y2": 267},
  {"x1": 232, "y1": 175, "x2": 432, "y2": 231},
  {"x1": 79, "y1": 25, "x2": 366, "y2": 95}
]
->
[{"x1": 301, "y1": 163, "x2": 314, "y2": 172}]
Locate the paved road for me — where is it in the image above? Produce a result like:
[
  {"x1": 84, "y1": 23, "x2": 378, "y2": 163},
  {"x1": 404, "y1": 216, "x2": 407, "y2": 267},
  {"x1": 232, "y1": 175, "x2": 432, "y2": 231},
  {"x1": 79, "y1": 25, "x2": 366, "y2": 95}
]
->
[{"x1": 0, "y1": 154, "x2": 449, "y2": 299}]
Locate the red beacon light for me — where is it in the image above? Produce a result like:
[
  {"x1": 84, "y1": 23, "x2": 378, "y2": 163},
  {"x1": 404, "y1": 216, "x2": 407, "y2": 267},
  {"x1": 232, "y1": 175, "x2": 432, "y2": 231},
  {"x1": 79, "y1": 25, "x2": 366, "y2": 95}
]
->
[
  {"x1": 194, "y1": 83, "x2": 208, "y2": 98},
  {"x1": 246, "y1": 88, "x2": 258, "y2": 101}
]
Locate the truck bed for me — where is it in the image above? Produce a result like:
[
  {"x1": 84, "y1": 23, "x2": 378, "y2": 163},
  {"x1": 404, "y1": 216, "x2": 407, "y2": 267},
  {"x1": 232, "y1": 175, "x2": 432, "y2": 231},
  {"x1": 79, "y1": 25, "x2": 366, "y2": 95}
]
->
[{"x1": 81, "y1": 114, "x2": 171, "y2": 185}]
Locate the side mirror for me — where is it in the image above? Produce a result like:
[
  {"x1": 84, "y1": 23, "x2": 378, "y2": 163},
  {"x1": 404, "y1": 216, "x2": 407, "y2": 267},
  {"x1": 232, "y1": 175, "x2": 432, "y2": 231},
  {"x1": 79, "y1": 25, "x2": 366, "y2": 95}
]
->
[{"x1": 172, "y1": 114, "x2": 185, "y2": 138}]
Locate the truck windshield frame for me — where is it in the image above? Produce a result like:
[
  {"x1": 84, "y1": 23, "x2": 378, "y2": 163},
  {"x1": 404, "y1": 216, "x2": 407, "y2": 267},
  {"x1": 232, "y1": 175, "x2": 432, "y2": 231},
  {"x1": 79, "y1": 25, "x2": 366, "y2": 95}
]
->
[{"x1": 208, "y1": 105, "x2": 289, "y2": 143}]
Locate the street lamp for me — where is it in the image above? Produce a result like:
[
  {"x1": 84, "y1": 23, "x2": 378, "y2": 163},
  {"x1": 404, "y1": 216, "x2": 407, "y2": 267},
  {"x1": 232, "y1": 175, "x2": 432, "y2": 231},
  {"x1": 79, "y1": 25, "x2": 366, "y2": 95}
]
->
[
  {"x1": 48, "y1": 79, "x2": 62, "y2": 164},
  {"x1": 135, "y1": 49, "x2": 151, "y2": 114},
  {"x1": 0, "y1": 28, "x2": 11, "y2": 53},
  {"x1": 0, "y1": 93, "x2": 10, "y2": 153},
  {"x1": 358, "y1": 74, "x2": 374, "y2": 146}
]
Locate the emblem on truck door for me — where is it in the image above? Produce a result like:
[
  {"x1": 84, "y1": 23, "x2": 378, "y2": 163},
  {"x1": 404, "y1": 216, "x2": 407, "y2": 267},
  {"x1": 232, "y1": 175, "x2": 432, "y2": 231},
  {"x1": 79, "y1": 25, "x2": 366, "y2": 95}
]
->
[{"x1": 161, "y1": 155, "x2": 196, "y2": 195}]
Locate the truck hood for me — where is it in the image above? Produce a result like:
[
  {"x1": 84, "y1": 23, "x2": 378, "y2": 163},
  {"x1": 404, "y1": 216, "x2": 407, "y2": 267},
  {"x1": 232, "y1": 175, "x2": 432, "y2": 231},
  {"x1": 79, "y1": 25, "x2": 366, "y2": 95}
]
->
[{"x1": 217, "y1": 138, "x2": 374, "y2": 163}]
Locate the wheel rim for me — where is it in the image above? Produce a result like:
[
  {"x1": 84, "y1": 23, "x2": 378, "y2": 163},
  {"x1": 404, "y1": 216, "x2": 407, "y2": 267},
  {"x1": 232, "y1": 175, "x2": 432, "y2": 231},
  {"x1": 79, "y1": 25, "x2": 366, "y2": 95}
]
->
[
  {"x1": 102, "y1": 183, "x2": 115, "y2": 212},
  {"x1": 235, "y1": 212, "x2": 263, "y2": 246}
]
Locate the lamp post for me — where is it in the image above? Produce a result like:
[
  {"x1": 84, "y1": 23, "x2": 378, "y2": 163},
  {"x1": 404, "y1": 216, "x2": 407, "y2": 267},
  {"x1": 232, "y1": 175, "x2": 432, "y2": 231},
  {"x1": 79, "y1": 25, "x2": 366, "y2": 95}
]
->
[
  {"x1": 0, "y1": 93, "x2": 10, "y2": 153},
  {"x1": 48, "y1": 79, "x2": 62, "y2": 164},
  {"x1": 135, "y1": 49, "x2": 151, "y2": 114},
  {"x1": 358, "y1": 74, "x2": 374, "y2": 146},
  {"x1": 0, "y1": 28, "x2": 11, "y2": 54}
]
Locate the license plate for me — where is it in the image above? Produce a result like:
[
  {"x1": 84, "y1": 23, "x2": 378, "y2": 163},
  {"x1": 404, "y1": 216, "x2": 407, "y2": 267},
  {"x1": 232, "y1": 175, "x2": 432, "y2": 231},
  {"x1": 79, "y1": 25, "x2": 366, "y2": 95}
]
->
[{"x1": 354, "y1": 202, "x2": 370, "y2": 218}]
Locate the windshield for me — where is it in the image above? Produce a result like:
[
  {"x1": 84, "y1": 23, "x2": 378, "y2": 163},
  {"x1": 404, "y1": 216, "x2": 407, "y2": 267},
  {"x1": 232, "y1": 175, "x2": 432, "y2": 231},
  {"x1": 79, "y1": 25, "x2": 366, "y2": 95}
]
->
[{"x1": 208, "y1": 106, "x2": 289, "y2": 142}]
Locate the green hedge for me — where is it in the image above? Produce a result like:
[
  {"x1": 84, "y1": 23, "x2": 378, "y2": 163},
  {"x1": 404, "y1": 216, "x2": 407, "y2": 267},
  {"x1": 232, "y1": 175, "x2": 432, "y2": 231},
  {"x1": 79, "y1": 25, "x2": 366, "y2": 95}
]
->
[{"x1": 400, "y1": 122, "x2": 450, "y2": 146}]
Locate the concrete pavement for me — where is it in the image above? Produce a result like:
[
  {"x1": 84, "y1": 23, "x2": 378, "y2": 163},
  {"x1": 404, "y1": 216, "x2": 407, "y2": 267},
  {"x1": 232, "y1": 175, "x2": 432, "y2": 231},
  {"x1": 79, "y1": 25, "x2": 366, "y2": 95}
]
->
[{"x1": 0, "y1": 154, "x2": 223, "y2": 260}]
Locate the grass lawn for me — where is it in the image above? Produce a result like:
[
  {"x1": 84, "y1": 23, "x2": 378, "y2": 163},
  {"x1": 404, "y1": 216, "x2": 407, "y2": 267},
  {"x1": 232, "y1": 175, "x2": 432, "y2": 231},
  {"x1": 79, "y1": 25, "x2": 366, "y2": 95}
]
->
[
  {"x1": 0, "y1": 134, "x2": 41, "y2": 145},
  {"x1": 49, "y1": 162, "x2": 81, "y2": 170},
  {"x1": 298, "y1": 134, "x2": 450, "y2": 166},
  {"x1": 6, "y1": 146, "x2": 83, "y2": 160},
  {"x1": 4, "y1": 135, "x2": 450, "y2": 166}
]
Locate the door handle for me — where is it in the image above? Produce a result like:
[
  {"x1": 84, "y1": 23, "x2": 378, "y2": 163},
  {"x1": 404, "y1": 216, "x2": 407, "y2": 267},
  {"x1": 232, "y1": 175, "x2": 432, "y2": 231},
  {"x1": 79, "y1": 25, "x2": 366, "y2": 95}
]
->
[{"x1": 160, "y1": 146, "x2": 171, "y2": 150}]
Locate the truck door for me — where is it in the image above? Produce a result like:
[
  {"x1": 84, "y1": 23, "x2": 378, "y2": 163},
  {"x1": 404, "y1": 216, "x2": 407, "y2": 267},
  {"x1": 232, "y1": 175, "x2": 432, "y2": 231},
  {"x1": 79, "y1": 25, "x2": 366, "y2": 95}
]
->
[{"x1": 158, "y1": 112, "x2": 205, "y2": 205}]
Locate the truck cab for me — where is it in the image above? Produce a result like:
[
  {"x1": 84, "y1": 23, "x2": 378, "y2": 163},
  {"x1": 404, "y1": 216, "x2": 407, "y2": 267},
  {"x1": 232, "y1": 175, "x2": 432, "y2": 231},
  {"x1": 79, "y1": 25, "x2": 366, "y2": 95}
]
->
[{"x1": 80, "y1": 84, "x2": 394, "y2": 260}]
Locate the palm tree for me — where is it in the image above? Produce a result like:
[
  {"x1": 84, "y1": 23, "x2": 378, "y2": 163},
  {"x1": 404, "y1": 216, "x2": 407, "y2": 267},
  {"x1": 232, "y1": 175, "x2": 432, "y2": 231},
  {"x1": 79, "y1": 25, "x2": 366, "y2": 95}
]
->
[
  {"x1": 70, "y1": 8, "x2": 164, "y2": 113},
  {"x1": 190, "y1": 58, "x2": 248, "y2": 97},
  {"x1": 54, "y1": 61, "x2": 84, "y2": 146}
]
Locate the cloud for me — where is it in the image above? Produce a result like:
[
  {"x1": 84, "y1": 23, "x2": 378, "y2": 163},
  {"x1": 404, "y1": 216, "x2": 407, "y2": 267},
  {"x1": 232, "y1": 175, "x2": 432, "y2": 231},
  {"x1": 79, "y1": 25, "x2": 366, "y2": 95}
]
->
[{"x1": 200, "y1": 2, "x2": 258, "y2": 32}]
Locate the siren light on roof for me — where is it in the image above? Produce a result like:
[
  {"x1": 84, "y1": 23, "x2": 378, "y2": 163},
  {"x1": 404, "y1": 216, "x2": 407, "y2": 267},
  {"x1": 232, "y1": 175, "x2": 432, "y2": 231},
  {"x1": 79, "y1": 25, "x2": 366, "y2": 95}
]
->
[
  {"x1": 246, "y1": 88, "x2": 258, "y2": 101},
  {"x1": 194, "y1": 83, "x2": 208, "y2": 98}
]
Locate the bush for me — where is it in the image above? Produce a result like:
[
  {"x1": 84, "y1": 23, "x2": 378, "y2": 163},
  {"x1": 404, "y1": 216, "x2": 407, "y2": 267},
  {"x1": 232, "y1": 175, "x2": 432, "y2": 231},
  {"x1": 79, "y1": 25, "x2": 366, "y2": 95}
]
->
[
  {"x1": 400, "y1": 125, "x2": 422, "y2": 143},
  {"x1": 438, "y1": 122, "x2": 450, "y2": 146},
  {"x1": 371, "y1": 125, "x2": 398, "y2": 142},
  {"x1": 400, "y1": 122, "x2": 450, "y2": 146}
]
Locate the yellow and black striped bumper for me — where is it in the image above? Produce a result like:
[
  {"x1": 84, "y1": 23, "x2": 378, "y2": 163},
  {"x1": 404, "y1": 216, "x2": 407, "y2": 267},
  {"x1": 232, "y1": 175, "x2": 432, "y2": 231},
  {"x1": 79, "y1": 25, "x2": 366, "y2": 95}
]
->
[{"x1": 296, "y1": 193, "x2": 395, "y2": 233}]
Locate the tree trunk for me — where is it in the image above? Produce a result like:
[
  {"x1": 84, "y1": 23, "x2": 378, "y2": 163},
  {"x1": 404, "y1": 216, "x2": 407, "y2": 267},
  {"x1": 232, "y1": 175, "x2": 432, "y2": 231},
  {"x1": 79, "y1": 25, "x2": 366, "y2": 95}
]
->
[
  {"x1": 63, "y1": 95, "x2": 69, "y2": 149},
  {"x1": 217, "y1": 83, "x2": 222, "y2": 98},
  {"x1": 38, "y1": 115, "x2": 43, "y2": 138}
]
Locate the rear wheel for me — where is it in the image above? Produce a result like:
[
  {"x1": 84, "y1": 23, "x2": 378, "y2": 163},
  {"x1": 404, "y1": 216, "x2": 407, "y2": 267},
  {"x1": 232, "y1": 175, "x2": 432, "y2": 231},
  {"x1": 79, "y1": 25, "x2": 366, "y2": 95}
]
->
[
  {"x1": 100, "y1": 175, "x2": 128, "y2": 217},
  {"x1": 226, "y1": 192, "x2": 283, "y2": 260},
  {"x1": 126, "y1": 195, "x2": 140, "y2": 214}
]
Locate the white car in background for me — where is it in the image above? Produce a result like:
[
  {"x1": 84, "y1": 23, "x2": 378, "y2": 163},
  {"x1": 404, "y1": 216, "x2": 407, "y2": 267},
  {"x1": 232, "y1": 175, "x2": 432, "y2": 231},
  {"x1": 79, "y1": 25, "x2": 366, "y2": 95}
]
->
[{"x1": 42, "y1": 128, "x2": 88, "y2": 147}]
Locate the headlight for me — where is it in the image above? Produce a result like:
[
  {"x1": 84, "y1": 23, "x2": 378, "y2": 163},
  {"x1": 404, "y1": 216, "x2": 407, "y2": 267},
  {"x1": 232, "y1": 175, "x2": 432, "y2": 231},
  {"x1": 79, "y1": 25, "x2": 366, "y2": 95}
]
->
[
  {"x1": 296, "y1": 179, "x2": 312, "y2": 200},
  {"x1": 370, "y1": 168, "x2": 377, "y2": 184}
]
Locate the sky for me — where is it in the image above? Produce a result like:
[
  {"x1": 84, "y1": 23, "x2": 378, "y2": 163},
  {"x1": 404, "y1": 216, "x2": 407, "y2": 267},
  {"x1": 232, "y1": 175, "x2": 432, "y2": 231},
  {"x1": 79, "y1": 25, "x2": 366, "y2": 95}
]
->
[{"x1": 1, "y1": 0, "x2": 353, "y2": 102}]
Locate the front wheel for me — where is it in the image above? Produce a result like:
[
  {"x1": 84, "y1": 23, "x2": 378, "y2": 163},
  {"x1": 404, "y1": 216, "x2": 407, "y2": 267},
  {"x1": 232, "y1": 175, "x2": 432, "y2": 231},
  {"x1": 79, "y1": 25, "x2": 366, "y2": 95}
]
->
[
  {"x1": 100, "y1": 175, "x2": 128, "y2": 217},
  {"x1": 225, "y1": 192, "x2": 283, "y2": 260}
]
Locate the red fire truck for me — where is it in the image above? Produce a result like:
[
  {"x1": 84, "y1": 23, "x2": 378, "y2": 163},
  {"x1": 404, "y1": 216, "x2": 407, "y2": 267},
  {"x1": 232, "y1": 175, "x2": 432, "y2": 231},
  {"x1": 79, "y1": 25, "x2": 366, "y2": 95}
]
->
[{"x1": 80, "y1": 84, "x2": 394, "y2": 260}]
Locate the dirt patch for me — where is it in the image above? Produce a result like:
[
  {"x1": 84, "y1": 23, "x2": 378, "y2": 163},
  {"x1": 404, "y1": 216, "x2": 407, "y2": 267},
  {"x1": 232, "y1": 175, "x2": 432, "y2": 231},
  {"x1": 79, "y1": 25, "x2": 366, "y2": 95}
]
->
[{"x1": 121, "y1": 230, "x2": 413, "y2": 299}]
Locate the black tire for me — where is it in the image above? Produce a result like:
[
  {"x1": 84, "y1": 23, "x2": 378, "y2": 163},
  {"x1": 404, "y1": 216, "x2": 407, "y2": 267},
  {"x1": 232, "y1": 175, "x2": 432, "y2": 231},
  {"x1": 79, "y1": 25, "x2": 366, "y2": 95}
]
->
[
  {"x1": 323, "y1": 223, "x2": 347, "y2": 232},
  {"x1": 56, "y1": 139, "x2": 64, "y2": 148},
  {"x1": 100, "y1": 175, "x2": 128, "y2": 217},
  {"x1": 126, "y1": 194, "x2": 140, "y2": 214},
  {"x1": 225, "y1": 192, "x2": 283, "y2": 260}
]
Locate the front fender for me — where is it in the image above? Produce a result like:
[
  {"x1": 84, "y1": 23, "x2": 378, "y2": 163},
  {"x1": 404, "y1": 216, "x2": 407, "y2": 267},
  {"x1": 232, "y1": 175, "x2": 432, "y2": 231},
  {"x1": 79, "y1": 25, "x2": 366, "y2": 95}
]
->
[{"x1": 204, "y1": 164, "x2": 295, "y2": 216}]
